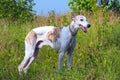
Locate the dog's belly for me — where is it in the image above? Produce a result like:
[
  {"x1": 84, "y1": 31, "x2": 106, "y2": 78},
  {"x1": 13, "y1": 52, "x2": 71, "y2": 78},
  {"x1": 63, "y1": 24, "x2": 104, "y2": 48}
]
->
[{"x1": 36, "y1": 37, "x2": 61, "y2": 51}]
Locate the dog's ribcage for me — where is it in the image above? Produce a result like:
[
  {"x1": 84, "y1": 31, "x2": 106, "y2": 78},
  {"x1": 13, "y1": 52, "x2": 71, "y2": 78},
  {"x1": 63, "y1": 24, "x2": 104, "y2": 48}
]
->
[{"x1": 33, "y1": 26, "x2": 73, "y2": 52}]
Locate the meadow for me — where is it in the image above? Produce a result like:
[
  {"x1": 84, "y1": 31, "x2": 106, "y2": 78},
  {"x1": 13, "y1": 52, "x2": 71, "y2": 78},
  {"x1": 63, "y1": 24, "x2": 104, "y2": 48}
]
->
[{"x1": 0, "y1": 10, "x2": 120, "y2": 80}]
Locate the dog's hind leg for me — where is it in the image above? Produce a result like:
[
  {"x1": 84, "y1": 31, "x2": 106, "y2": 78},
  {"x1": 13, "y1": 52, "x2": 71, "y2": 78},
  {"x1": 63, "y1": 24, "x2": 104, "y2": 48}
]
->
[
  {"x1": 18, "y1": 31, "x2": 38, "y2": 74},
  {"x1": 22, "y1": 41, "x2": 43, "y2": 73},
  {"x1": 18, "y1": 42, "x2": 35, "y2": 74},
  {"x1": 23, "y1": 47, "x2": 39, "y2": 73}
]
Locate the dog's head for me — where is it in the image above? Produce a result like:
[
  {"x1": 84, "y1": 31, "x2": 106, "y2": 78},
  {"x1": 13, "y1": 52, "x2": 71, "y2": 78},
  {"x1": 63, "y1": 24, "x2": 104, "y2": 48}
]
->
[{"x1": 72, "y1": 15, "x2": 91, "y2": 33}]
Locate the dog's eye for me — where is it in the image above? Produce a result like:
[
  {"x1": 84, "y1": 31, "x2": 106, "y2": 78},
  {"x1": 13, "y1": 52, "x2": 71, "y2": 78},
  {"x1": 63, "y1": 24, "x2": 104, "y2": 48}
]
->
[{"x1": 80, "y1": 19, "x2": 83, "y2": 21}]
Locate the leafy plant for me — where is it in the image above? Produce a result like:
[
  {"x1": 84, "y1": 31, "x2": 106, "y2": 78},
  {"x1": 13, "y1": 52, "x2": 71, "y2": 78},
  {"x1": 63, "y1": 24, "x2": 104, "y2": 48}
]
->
[
  {"x1": 108, "y1": 0, "x2": 120, "y2": 12},
  {"x1": 68, "y1": 0, "x2": 120, "y2": 13},
  {"x1": 68, "y1": 0, "x2": 96, "y2": 12},
  {"x1": 0, "y1": 0, "x2": 35, "y2": 22}
]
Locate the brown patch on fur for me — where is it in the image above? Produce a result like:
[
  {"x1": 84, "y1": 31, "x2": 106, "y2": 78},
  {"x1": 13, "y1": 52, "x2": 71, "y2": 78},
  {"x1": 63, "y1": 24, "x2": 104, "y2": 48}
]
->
[
  {"x1": 25, "y1": 30, "x2": 36, "y2": 45},
  {"x1": 46, "y1": 27, "x2": 62, "y2": 42}
]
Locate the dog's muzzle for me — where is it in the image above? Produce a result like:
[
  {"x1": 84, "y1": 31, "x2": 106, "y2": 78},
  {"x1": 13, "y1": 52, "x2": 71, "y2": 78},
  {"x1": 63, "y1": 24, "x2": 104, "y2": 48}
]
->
[
  {"x1": 87, "y1": 24, "x2": 91, "y2": 28},
  {"x1": 79, "y1": 24, "x2": 91, "y2": 33},
  {"x1": 79, "y1": 24, "x2": 87, "y2": 33}
]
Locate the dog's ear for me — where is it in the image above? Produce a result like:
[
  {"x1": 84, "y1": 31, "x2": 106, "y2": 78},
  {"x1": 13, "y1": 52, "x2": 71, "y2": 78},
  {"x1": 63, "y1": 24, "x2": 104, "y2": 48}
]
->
[{"x1": 72, "y1": 15, "x2": 76, "y2": 21}]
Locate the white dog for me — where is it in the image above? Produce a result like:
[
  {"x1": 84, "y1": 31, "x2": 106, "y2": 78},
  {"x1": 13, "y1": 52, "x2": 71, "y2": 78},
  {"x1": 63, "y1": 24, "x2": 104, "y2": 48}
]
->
[{"x1": 18, "y1": 15, "x2": 91, "y2": 74}]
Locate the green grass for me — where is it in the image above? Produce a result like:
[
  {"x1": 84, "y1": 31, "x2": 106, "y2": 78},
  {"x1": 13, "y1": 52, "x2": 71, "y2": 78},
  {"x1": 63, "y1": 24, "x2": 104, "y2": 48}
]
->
[{"x1": 0, "y1": 11, "x2": 120, "y2": 80}]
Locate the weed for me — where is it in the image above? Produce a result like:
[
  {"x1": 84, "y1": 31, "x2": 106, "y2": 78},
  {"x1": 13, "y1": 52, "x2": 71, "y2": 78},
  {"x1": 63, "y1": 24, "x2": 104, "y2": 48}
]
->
[{"x1": 0, "y1": 10, "x2": 120, "y2": 80}]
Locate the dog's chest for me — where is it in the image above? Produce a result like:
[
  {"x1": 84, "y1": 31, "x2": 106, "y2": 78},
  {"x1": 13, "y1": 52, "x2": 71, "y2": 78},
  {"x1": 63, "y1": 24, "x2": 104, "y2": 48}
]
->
[
  {"x1": 52, "y1": 28, "x2": 72, "y2": 51},
  {"x1": 52, "y1": 36, "x2": 73, "y2": 51},
  {"x1": 52, "y1": 39, "x2": 61, "y2": 51}
]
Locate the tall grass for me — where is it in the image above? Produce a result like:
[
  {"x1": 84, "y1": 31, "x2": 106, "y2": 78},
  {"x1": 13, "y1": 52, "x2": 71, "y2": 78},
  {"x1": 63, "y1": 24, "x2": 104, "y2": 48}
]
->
[{"x1": 0, "y1": 10, "x2": 120, "y2": 80}]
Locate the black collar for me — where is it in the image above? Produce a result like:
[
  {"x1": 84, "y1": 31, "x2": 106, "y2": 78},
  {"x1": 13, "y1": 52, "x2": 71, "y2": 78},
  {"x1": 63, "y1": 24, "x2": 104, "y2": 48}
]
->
[{"x1": 69, "y1": 25, "x2": 78, "y2": 36}]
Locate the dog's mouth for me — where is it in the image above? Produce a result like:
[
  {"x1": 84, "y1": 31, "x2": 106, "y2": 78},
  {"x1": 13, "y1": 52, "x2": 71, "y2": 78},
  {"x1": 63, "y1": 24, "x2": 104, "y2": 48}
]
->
[{"x1": 79, "y1": 24, "x2": 87, "y2": 33}]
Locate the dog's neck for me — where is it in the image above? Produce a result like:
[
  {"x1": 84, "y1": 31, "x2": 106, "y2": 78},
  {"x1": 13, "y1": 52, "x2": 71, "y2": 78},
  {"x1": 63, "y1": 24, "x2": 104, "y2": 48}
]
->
[{"x1": 69, "y1": 22, "x2": 79, "y2": 36}]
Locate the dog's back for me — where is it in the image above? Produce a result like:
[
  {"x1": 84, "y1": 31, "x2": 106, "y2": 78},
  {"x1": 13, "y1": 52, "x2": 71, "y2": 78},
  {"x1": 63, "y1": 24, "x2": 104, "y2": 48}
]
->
[{"x1": 32, "y1": 26, "x2": 54, "y2": 34}]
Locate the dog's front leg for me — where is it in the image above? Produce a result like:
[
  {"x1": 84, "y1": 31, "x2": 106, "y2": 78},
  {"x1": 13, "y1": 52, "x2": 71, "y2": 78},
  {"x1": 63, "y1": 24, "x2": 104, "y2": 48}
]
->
[
  {"x1": 58, "y1": 51, "x2": 65, "y2": 70},
  {"x1": 67, "y1": 38, "x2": 76, "y2": 70},
  {"x1": 67, "y1": 52, "x2": 72, "y2": 69}
]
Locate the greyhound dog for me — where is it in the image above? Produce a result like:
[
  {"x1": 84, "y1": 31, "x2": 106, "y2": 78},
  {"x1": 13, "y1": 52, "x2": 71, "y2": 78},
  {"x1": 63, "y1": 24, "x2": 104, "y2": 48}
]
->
[{"x1": 18, "y1": 15, "x2": 91, "y2": 74}]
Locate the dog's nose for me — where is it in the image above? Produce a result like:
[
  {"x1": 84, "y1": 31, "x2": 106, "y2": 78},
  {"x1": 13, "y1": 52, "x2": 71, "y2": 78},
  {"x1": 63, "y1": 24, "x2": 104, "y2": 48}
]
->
[{"x1": 87, "y1": 24, "x2": 91, "y2": 28}]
